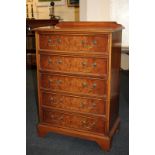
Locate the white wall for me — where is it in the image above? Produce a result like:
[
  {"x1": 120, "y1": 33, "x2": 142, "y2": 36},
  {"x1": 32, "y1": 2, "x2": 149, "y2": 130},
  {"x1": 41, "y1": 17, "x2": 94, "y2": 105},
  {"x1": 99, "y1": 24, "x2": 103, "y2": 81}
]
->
[
  {"x1": 79, "y1": 0, "x2": 129, "y2": 69},
  {"x1": 80, "y1": 0, "x2": 110, "y2": 21},
  {"x1": 79, "y1": 0, "x2": 87, "y2": 21},
  {"x1": 109, "y1": 0, "x2": 129, "y2": 47},
  {"x1": 80, "y1": 0, "x2": 129, "y2": 47},
  {"x1": 109, "y1": 0, "x2": 129, "y2": 70}
]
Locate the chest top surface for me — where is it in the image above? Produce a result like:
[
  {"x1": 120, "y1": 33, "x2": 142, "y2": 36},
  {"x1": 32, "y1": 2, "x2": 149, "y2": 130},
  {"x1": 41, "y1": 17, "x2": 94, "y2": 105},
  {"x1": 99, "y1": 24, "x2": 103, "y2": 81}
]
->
[{"x1": 34, "y1": 21, "x2": 124, "y2": 33}]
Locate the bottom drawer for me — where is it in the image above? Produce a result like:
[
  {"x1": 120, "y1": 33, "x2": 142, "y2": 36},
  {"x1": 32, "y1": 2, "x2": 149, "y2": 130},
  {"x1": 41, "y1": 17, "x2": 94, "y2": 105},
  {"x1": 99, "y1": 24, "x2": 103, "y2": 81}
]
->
[{"x1": 42, "y1": 108, "x2": 105, "y2": 134}]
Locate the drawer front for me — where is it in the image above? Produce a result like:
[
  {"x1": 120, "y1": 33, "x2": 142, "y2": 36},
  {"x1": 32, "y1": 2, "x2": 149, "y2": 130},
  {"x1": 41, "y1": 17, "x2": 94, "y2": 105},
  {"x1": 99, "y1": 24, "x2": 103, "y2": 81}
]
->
[
  {"x1": 41, "y1": 92, "x2": 106, "y2": 115},
  {"x1": 40, "y1": 54, "x2": 108, "y2": 75},
  {"x1": 39, "y1": 34, "x2": 109, "y2": 52},
  {"x1": 40, "y1": 74, "x2": 107, "y2": 96},
  {"x1": 42, "y1": 108, "x2": 105, "y2": 133}
]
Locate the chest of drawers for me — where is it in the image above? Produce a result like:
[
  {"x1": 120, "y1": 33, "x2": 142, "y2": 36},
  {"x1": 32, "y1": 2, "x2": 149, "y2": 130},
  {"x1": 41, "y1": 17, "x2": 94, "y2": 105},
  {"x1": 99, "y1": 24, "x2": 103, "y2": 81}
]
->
[{"x1": 34, "y1": 22, "x2": 123, "y2": 151}]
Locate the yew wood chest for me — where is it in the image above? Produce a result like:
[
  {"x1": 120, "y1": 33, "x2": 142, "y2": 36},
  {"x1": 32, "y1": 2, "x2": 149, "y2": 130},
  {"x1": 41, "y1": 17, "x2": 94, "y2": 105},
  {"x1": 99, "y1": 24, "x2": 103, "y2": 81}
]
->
[{"x1": 34, "y1": 22, "x2": 123, "y2": 151}]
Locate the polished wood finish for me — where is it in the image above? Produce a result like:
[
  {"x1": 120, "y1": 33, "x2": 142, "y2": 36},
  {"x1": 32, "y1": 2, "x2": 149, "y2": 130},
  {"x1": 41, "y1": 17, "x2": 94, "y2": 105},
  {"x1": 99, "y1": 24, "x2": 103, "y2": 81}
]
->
[
  {"x1": 42, "y1": 108, "x2": 106, "y2": 133},
  {"x1": 40, "y1": 73, "x2": 107, "y2": 96},
  {"x1": 41, "y1": 91, "x2": 106, "y2": 115},
  {"x1": 34, "y1": 22, "x2": 123, "y2": 151},
  {"x1": 40, "y1": 53, "x2": 108, "y2": 76},
  {"x1": 109, "y1": 31, "x2": 122, "y2": 130},
  {"x1": 39, "y1": 34, "x2": 109, "y2": 52}
]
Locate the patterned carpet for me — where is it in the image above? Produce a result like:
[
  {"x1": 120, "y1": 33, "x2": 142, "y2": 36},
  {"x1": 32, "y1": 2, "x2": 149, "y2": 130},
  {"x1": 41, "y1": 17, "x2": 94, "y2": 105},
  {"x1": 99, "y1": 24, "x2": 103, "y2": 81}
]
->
[{"x1": 26, "y1": 69, "x2": 129, "y2": 155}]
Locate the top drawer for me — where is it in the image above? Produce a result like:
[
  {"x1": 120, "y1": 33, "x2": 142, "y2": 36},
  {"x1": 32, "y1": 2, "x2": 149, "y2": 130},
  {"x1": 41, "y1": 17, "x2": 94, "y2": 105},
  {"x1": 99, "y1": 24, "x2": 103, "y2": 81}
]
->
[{"x1": 39, "y1": 34, "x2": 109, "y2": 53}]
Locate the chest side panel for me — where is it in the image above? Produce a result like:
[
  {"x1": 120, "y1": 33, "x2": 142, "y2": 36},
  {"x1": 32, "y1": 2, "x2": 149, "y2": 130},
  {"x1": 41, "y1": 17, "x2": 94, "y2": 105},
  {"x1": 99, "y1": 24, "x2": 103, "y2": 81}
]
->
[{"x1": 109, "y1": 31, "x2": 122, "y2": 130}]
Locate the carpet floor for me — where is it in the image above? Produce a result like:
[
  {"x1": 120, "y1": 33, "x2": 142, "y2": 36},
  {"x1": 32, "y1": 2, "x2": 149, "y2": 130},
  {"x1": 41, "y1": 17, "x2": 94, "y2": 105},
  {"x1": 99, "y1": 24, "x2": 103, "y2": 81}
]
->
[{"x1": 26, "y1": 69, "x2": 129, "y2": 155}]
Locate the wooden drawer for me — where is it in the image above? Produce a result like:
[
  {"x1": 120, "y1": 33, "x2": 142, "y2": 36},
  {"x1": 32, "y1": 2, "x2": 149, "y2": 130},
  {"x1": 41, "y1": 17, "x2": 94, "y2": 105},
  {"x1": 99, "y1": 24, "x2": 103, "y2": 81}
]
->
[
  {"x1": 42, "y1": 108, "x2": 105, "y2": 134},
  {"x1": 39, "y1": 34, "x2": 109, "y2": 53},
  {"x1": 40, "y1": 54, "x2": 108, "y2": 76},
  {"x1": 40, "y1": 74, "x2": 107, "y2": 96},
  {"x1": 41, "y1": 92, "x2": 106, "y2": 115}
]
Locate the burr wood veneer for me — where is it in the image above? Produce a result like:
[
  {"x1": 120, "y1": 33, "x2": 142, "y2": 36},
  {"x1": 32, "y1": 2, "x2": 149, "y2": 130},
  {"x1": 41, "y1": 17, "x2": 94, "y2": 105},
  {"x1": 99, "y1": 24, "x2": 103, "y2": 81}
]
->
[{"x1": 34, "y1": 22, "x2": 123, "y2": 151}]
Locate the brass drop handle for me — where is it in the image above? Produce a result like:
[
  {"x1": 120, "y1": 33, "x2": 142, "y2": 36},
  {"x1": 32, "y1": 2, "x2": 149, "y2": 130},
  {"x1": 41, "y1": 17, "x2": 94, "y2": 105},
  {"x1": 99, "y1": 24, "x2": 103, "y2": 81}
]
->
[
  {"x1": 48, "y1": 38, "x2": 56, "y2": 46},
  {"x1": 91, "y1": 122, "x2": 96, "y2": 127},
  {"x1": 92, "y1": 40, "x2": 97, "y2": 45},
  {"x1": 48, "y1": 58, "x2": 52, "y2": 64},
  {"x1": 92, "y1": 83, "x2": 97, "y2": 89},
  {"x1": 81, "y1": 40, "x2": 85, "y2": 45},
  {"x1": 82, "y1": 62, "x2": 87, "y2": 67},
  {"x1": 48, "y1": 38, "x2": 61, "y2": 46},
  {"x1": 81, "y1": 40, "x2": 97, "y2": 48},
  {"x1": 56, "y1": 80, "x2": 62, "y2": 85},
  {"x1": 50, "y1": 97, "x2": 54, "y2": 101},
  {"x1": 81, "y1": 40, "x2": 92, "y2": 49},
  {"x1": 48, "y1": 79, "x2": 53, "y2": 87},
  {"x1": 50, "y1": 97, "x2": 56, "y2": 104},
  {"x1": 57, "y1": 59, "x2": 62, "y2": 64},
  {"x1": 79, "y1": 102, "x2": 85, "y2": 108},
  {"x1": 81, "y1": 120, "x2": 96, "y2": 129},
  {"x1": 81, "y1": 120, "x2": 87, "y2": 125},
  {"x1": 54, "y1": 98, "x2": 63, "y2": 105},
  {"x1": 91, "y1": 103, "x2": 96, "y2": 109},
  {"x1": 89, "y1": 102, "x2": 96, "y2": 110},
  {"x1": 59, "y1": 116, "x2": 64, "y2": 120},
  {"x1": 57, "y1": 38, "x2": 61, "y2": 44},
  {"x1": 48, "y1": 38, "x2": 51, "y2": 43},
  {"x1": 92, "y1": 62, "x2": 97, "y2": 68},
  {"x1": 49, "y1": 79, "x2": 53, "y2": 83},
  {"x1": 82, "y1": 82, "x2": 88, "y2": 88}
]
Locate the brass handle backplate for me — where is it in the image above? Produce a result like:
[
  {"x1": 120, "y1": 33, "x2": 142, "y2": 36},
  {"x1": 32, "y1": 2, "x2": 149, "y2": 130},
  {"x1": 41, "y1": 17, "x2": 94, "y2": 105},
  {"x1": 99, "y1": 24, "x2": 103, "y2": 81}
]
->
[
  {"x1": 56, "y1": 80, "x2": 62, "y2": 85},
  {"x1": 57, "y1": 59, "x2": 62, "y2": 64},
  {"x1": 79, "y1": 102, "x2": 85, "y2": 108},
  {"x1": 48, "y1": 38, "x2": 61, "y2": 46},
  {"x1": 81, "y1": 120, "x2": 96, "y2": 129},
  {"x1": 48, "y1": 79, "x2": 53, "y2": 87},
  {"x1": 82, "y1": 82, "x2": 88, "y2": 88},
  {"x1": 49, "y1": 97, "x2": 57, "y2": 105},
  {"x1": 50, "y1": 97, "x2": 54, "y2": 101},
  {"x1": 49, "y1": 97, "x2": 63, "y2": 105},
  {"x1": 92, "y1": 83, "x2": 97, "y2": 89},
  {"x1": 81, "y1": 40, "x2": 97, "y2": 49},
  {"x1": 48, "y1": 39, "x2": 51, "y2": 43},
  {"x1": 92, "y1": 40, "x2": 97, "y2": 45},
  {"x1": 57, "y1": 38, "x2": 61, "y2": 43},
  {"x1": 92, "y1": 62, "x2": 97, "y2": 68},
  {"x1": 89, "y1": 103, "x2": 96, "y2": 109},
  {"x1": 48, "y1": 58, "x2": 52, "y2": 65},
  {"x1": 82, "y1": 62, "x2": 87, "y2": 67}
]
